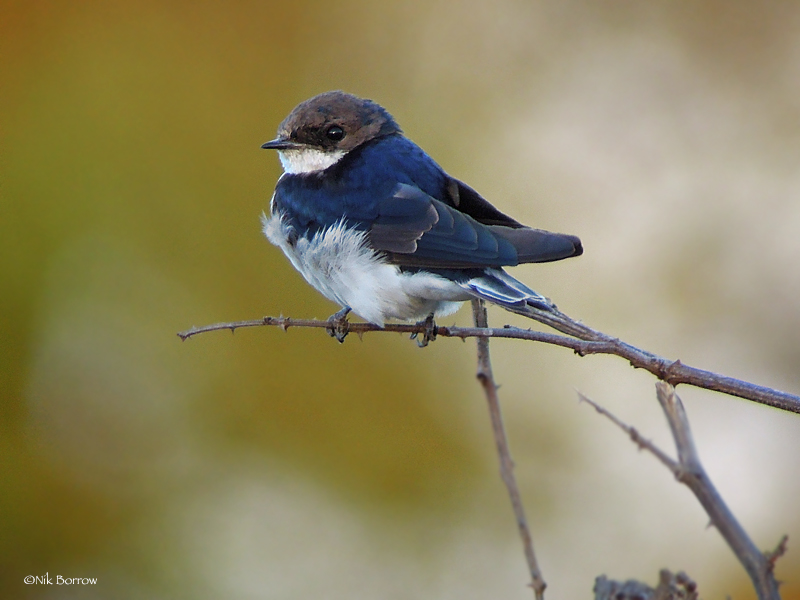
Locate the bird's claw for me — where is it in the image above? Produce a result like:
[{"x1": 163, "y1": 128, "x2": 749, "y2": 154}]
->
[
  {"x1": 410, "y1": 314, "x2": 437, "y2": 348},
  {"x1": 326, "y1": 307, "x2": 351, "y2": 343}
]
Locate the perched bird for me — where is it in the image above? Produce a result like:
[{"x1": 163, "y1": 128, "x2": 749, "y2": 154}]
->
[{"x1": 261, "y1": 91, "x2": 582, "y2": 341}]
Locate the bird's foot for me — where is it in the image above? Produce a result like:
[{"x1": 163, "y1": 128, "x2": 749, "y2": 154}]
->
[
  {"x1": 410, "y1": 314, "x2": 437, "y2": 348},
  {"x1": 326, "y1": 307, "x2": 351, "y2": 343}
]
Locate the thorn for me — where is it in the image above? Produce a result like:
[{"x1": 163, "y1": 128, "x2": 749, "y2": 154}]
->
[{"x1": 765, "y1": 534, "x2": 789, "y2": 569}]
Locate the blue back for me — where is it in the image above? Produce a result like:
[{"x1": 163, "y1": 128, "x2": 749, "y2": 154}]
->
[
  {"x1": 273, "y1": 133, "x2": 523, "y2": 268},
  {"x1": 274, "y1": 134, "x2": 447, "y2": 233}
]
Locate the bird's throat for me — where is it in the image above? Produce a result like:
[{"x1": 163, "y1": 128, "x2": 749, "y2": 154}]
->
[{"x1": 278, "y1": 148, "x2": 346, "y2": 174}]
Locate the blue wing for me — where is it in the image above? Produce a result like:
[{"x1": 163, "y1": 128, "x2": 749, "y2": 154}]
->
[
  {"x1": 367, "y1": 184, "x2": 519, "y2": 268},
  {"x1": 367, "y1": 183, "x2": 581, "y2": 269}
]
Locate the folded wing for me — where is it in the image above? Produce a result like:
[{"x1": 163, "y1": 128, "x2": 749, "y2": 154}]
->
[{"x1": 367, "y1": 183, "x2": 582, "y2": 268}]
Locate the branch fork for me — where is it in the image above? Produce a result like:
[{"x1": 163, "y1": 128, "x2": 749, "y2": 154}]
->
[{"x1": 178, "y1": 302, "x2": 797, "y2": 598}]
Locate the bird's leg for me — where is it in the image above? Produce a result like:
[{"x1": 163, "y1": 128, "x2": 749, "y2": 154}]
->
[
  {"x1": 410, "y1": 313, "x2": 437, "y2": 348},
  {"x1": 326, "y1": 307, "x2": 351, "y2": 343}
]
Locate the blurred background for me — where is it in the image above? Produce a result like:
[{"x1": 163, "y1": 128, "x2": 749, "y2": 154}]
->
[{"x1": 3, "y1": 1, "x2": 800, "y2": 598}]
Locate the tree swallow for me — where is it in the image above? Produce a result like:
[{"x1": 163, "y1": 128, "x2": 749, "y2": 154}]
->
[{"x1": 261, "y1": 91, "x2": 582, "y2": 340}]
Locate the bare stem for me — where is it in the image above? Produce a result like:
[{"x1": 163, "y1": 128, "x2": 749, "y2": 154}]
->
[
  {"x1": 471, "y1": 300, "x2": 546, "y2": 599},
  {"x1": 177, "y1": 314, "x2": 800, "y2": 415},
  {"x1": 654, "y1": 383, "x2": 783, "y2": 600},
  {"x1": 581, "y1": 384, "x2": 786, "y2": 600}
]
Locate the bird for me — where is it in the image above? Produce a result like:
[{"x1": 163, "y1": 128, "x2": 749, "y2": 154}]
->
[{"x1": 261, "y1": 91, "x2": 582, "y2": 343}]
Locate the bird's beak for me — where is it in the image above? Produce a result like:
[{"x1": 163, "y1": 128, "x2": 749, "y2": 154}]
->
[{"x1": 261, "y1": 137, "x2": 303, "y2": 150}]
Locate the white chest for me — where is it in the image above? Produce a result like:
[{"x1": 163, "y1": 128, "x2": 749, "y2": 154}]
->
[{"x1": 261, "y1": 213, "x2": 467, "y2": 325}]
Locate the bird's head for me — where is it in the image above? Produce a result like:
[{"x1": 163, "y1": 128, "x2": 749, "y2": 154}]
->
[{"x1": 262, "y1": 91, "x2": 401, "y2": 174}]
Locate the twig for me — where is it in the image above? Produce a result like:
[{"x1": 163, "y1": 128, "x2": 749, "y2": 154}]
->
[
  {"x1": 471, "y1": 300, "x2": 546, "y2": 599},
  {"x1": 506, "y1": 304, "x2": 800, "y2": 415},
  {"x1": 593, "y1": 569, "x2": 698, "y2": 600},
  {"x1": 581, "y1": 384, "x2": 786, "y2": 600},
  {"x1": 655, "y1": 383, "x2": 783, "y2": 600},
  {"x1": 577, "y1": 391, "x2": 678, "y2": 471},
  {"x1": 177, "y1": 314, "x2": 800, "y2": 415},
  {"x1": 765, "y1": 535, "x2": 789, "y2": 571}
]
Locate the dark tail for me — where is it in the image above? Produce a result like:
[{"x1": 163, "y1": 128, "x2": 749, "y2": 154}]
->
[{"x1": 490, "y1": 227, "x2": 583, "y2": 264}]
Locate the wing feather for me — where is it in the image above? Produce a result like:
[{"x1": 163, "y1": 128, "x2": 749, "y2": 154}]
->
[{"x1": 365, "y1": 183, "x2": 582, "y2": 268}]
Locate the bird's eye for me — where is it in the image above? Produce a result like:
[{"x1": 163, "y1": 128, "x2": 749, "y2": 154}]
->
[{"x1": 325, "y1": 125, "x2": 345, "y2": 141}]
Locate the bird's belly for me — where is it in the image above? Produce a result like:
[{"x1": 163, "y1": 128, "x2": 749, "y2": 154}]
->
[{"x1": 262, "y1": 214, "x2": 470, "y2": 325}]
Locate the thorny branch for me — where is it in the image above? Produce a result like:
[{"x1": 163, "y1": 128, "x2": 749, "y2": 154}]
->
[
  {"x1": 177, "y1": 309, "x2": 800, "y2": 415},
  {"x1": 472, "y1": 300, "x2": 546, "y2": 599},
  {"x1": 178, "y1": 305, "x2": 797, "y2": 598},
  {"x1": 580, "y1": 383, "x2": 785, "y2": 600}
]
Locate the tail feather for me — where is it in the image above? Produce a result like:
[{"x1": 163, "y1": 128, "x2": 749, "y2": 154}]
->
[
  {"x1": 461, "y1": 268, "x2": 554, "y2": 312},
  {"x1": 489, "y1": 227, "x2": 583, "y2": 263}
]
